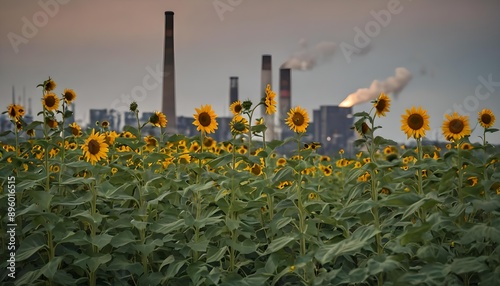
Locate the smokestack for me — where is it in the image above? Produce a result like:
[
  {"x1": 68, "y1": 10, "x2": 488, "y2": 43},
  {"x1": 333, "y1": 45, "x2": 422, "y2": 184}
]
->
[
  {"x1": 261, "y1": 55, "x2": 275, "y2": 140},
  {"x1": 161, "y1": 11, "x2": 177, "y2": 133},
  {"x1": 28, "y1": 98, "x2": 32, "y2": 116},
  {"x1": 229, "y1": 76, "x2": 238, "y2": 105},
  {"x1": 279, "y1": 68, "x2": 291, "y2": 138},
  {"x1": 12, "y1": 86, "x2": 15, "y2": 104}
]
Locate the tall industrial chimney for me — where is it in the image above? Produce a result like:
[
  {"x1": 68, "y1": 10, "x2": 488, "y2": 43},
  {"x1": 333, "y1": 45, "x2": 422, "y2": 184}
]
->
[
  {"x1": 279, "y1": 68, "x2": 292, "y2": 139},
  {"x1": 161, "y1": 11, "x2": 177, "y2": 133},
  {"x1": 229, "y1": 76, "x2": 238, "y2": 105},
  {"x1": 261, "y1": 55, "x2": 275, "y2": 140},
  {"x1": 12, "y1": 86, "x2": 15, "y2": 104}
]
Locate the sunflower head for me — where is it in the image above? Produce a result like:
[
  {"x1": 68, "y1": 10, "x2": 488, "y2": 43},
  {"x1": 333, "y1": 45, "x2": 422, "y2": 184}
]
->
[
  {"x1": 286, "y1": 106, "x2": 309, "y2": 133},
  {"x1": 42, "y1": 92, "x2": 60, "y2": 111},
  {"x1": 373, "y1": 93, "x2": 391, "y2": 117},
  {"x1": 129, "y1": 102, "x2": 138, "y2": 112},
  {"x1": 68, "y1": 122, "x2": 82, "y2": 136},
  {"x1": 81, "y1": 129, "x2": 109, "y2": 165},
  {"x1": 230, "y1": 115, "x2": 249, "y2": 134},
  {"x1": 230, "y1": 100, "x2": 243, "y2": 115},
  {"x1": 401, "y1": 106, "x2": 430, "y2": 139},
  {"x1": 44, "y1": 78, "x2": 57, "y2": 92},
  {"x1": 150, "y1": 111, "x2": 168, "y2": 128},
  {"x1": 62, "y1": 89, "x2": 77, "y2": 104},
  {"x1": 264, "y1": 84, "x2": 277, "y2": 115},
  {"x1": 478, "y1": 109, "x2": 496, "y2": 129},
  {"x1": 46, "y1": 118, "x2": 58, "y2": 129},
  {"x1": 101, "y1": 120, "x2": 110, "y2": 129},
  {"x1": 442, "y1": 112, "x2": 471, "y2": 141},
  {"x1": 193, "y1": 104, "x2": 218, "y2": 134},
  {"x1": 6, "y1": 104, "x2": 25, "y2": 120}
]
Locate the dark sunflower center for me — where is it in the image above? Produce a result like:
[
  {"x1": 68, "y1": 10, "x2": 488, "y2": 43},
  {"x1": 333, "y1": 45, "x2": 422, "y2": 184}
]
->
[
  {"x1": 449, "y1": 119, "x2": 464, "y2": 134},
  {"x1": 408, "y1": 114, "x2": 424, "y2": 130},
  {"x1": 251, "y1": 165, "x2": 261, "y2": 175},
  {"x1": 203, "y1": 138, "x2": 213, "y2": 148},
  {"x1": 234, "y1": 105, "x2": 242, "y2": 113},
  {"x1": 199, "y1": 112, "x2": 212, "y2": 127},
  {"x1": 45, "y1": 96, "x2": 56, "y2": 107},
  {"x1": 376, "y1": 100, "x2": 387, "y2": 112},
  {"x1": 9, "y1": 107, "x2": 17, "y2": 117},
  {"x1": 361, "y1": 122, "x2": 370, "y2": 134},
  {"x1": 292, "y1": 113, "x2": 304, "y2": 126},
  {"x1": 88, "y1": 139, "x2": 100, "y2": 155},
  {"x1": 481, "y1": 114, "x2": 491, "y2": 124},
  {"x1": 71, "y1": 127, "x2": 79, "y2": 136},
  {"x1": 64, "y1": 93, "x2": 74, "y2": 101}
]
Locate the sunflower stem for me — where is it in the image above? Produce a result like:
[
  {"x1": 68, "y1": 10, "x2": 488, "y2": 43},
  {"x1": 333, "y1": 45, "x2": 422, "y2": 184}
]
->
[{"x1": 416, "y1": 138, "x2": 426, "y2": 222}]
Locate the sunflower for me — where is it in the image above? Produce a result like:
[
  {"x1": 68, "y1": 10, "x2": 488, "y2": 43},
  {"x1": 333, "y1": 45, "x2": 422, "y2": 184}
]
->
[
  {"x1": 286, "y1": 106, "x2": 309, "y2": 133},
  {"x1": 193, "y1": 104, "x2": 218, "y2": 134},
  {"x1": 230, "y1": 100, "x2": 243, "y2": 115},
  {"x1": 230, "y1": 115, "x2": 249, "y2": 134},
  {"x1": 68, "y1": 122, "x2": 81, "y2": 136},
  {"x1": 276, "y1": 157, "x2": 287, "y2": 167},
  {"x1": 81, "y1": 129, "x2": 109, "y2": 165},
  {"x1": 101, "y1": 120, "x2": 110, "y2": 129},
  {"x1": 248, "y1": 163, "x2": 262, "y2": 176},
  {"x1": 62, "y1": 89, "x2": 77, "y2": 104},
  {"x1": 400, "y1": 106, "x2": 430, "y2": 139},
  {"x1": 6, "y1": 104, "x2": 25, "y2": 119},
  {"x1": 42, "y1": 92, "x2": 60, "y2": 111},
  {"x1": 265, "y1": 84, "x2": 277, "y2": 115},
  {"x1": 203, "y1": 136, "x2": 216, "y2": 149},
  {"x1": 478, "y1": 109, "x2": 495, "y2": 128},
  {"x1": 374, "y1": 93, "x2": 391, "y2": 117},
  {"x1": 461, "y1": 143, "x2": 473, "y2": 150},
  {"x1": 44, "y1": 78, "x2": 56, "y2": 92},
  {"x1": 144, "y1": 135, "x2": 158, "y2": 151},
  {"x1": 149, "y1": 111, "x2": 168, "y2": 128},
  {"x1": 46, "y1": 118, "x2": 58, "y2": 129},
  {"x1": 442, "y1": 112, "x2": 471, "y2": 141}
]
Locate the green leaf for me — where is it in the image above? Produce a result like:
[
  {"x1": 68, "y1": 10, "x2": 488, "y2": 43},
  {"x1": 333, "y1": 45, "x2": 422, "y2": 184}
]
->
[
  {"x1": 399, "y1": 222, "x2": 432, "y2": 245},
  {"x1": 91, "y1": 233, "x2": 113, "y2": 250},
  {"x1": 187, "y1": 236, "x2": 209, "y2": 252},
  {"x1": 110, "y1": 230, "x2": 137, "y2": 248},
  {"x1": 187, "y1": 261, "x2": 208, "y2": 285},
  {"x1": 264, "y1": 235, "x2": 296, "y2": 255},
  {"x1": 315, "y1": 226, "x2": 379, "y2": 264},
  {"x1": 159, "y1": 255, "x2": 175, "y2": 271},
  {"x1": 87, "y1": 254, "x2": 112, "y2": 272},
  {"x1": 269, "y1": 216, "x2": 292, "y2": 235},
  {"x1": 446, "y1": 256, "x2": 489, "y2": 275},
  {"x1": 12, "y1": 269, "x2": 42, "y2": 285},
  {"x1": 41, "y1": 256, "x2": 64, "y2": 280},
  {"x1": 16, "y1": 234, "x2": 46, "y2": 262},
  {"x1": 165, "y1": 259, "x2": 186, "y2": 279},
  {"x1": 151, "y1": 219, "x2": 186, "y2": 234},
  {"x1": 225, "y1": 217, "x2": 240, "y2": 231},
  {"x1": 207, "y1": 246, "x2": 228, "y2": 263}
]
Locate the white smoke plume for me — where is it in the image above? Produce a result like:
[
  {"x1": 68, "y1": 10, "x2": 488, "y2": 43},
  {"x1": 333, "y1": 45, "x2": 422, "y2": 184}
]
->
[
  {"x1": 281, "y1": 39, "x2": 337, "y2": 71},
  {"x1": 339, "y1": 67, "x2": 412, "y2": 107}
]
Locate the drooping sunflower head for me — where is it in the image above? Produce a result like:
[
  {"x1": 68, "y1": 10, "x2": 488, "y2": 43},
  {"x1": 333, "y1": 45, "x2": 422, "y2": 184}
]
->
[
  {"x1": 230, "y1": 100, "x2": 243, "y2": 115},
  {"x1": 230, "y1": 114, "x2": 249, "y2": 134},
  {"x1": 69, "y1": 122, "x2": 82, "y2": 136},
  {"x1": 101, "y1": 120, "x2": 110, "y2": 129},
  {"x1": 203, "y1": 136, "x2": 216, "y2": 149},
  {"x1": 6, "y1": 104, "x2": 25, "y2": 120},
  {"x1": 286, "y1": 106, "x2": 309, "y2": 133},
  {"x1": 42, "y1": 92, "x2": 60, "y2": 111},
  {"x1": 400, "y1": 106, "x2": 430, "y2": 139},
  {"x1": 62, "y1": 89, "x2": 77, "y2": 104},
  {"x1": 442, "y1": 112, "x2": 471, "y2": 141},
  {"x1": 44, "y1": 78, "x2": 57, "y2": 92},
  {"x1": 373, "y1": 93, "x2": 391, "y2": 117},
  {"x1": 193, "y1": 104, "x2": 218, "y2": 134},
  {"x1": 46, "y1": 118, "x2": 58, "y2": 129},
  {"x1": 264, "y1": 84, "x2": 277, "y2": 115},
  {"x1": 150, "y1": 111, "x2": 168, "y2": 128},
  {"x1": 478, "y1": 108, "x2": 496, "y2": 129},
  {"x1": 81, "y1": 129, "x2": 109, "y2": 165}
]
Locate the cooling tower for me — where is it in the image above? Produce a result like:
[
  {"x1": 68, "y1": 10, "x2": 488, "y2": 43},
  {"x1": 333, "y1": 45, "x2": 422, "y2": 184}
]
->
[
  {"x1": 261, "y1": 55, "x2": 275, "y2": 140},
  {"x1": 161, "y1": 11, "x2": 177, "y2": 133},
  {"x1": 230, "y1": 76, "x2": 238, "y2": 105}
]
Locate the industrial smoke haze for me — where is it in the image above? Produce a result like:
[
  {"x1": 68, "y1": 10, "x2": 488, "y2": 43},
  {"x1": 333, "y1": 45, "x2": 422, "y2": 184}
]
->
[
  {"x1": 339, "y1": 67, "x2": 412, "y2": 107},
  {"x1": 281, "y1": 40, "x2": 337, "y2": 71}
]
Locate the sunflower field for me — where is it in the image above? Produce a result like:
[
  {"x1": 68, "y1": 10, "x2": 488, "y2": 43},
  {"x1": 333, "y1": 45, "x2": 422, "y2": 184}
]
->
[{"x1": 1, "y1": 78, "x2": 500, "y2": 286}]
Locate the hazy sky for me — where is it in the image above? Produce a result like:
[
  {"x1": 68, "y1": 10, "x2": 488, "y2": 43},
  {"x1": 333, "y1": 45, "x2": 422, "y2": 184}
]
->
[{"x1": 1, "y1": 0, "x2": 500, "y2": 144}]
